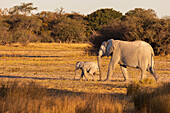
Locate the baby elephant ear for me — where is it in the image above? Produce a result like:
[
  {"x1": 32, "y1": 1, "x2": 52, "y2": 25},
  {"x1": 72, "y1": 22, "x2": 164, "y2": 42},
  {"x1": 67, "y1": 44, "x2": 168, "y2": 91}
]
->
[
  {"x1": 106, "y1": 39, "x2": 116, "y2": 57},
  {"x1": 76, "y1": 61, "x2": 84, "y2": 69}
]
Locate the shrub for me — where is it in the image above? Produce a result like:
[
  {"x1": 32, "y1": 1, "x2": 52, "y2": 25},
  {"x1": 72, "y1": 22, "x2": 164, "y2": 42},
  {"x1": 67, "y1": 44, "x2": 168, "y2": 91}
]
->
[
  {"x1": 52, "y1": 17, "x2": 86, "y2": 43},
  {"x1": 133, "y1": 83, "x2": 170, "y2": 113},
  {"x1": 127, "y1": 80, "x2": 141, "y2": 96},
  {"x1": 89, "y1": 20, "x2": 127, "y2": 54},
  {"x1": 141, "y1": 78, "x2": 155, "y2": 85}
]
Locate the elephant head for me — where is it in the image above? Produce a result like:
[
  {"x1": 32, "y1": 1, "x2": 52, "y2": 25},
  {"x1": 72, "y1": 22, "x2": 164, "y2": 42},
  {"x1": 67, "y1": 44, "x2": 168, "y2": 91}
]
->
[
  {"x1": 97, "y1": 39, "x2": 116, "y2": 80},
  {"x1": 74, "y1": 61, "x2": 84, "y2": 79},
  {"x1": 75, "y1": 61, "x2": 84, "y2": 69}
]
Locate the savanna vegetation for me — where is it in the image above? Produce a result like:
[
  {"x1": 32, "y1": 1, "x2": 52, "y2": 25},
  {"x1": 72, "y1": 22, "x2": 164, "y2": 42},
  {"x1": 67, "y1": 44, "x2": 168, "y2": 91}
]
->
[
  {"x1": 0, "y1": 43, "x2": 169, "y2": 113},
  {"x1": 0, "y1": 3, "x2": 169, "y2": 55},
  {"x1": 0, "y1": 2, "x2": 169, "y2": 113}
]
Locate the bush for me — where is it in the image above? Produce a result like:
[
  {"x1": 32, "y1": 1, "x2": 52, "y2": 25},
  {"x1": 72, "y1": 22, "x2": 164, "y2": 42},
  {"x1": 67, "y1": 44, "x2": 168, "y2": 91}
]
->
[
  {"x1": 141, "y1": 78, "x2": 155, "y2": 85},
  {"x1": 89, "y1": 20, "x2": 127, "y2": 54},
  {"x1": 127, "y1": 80, "x2": 141, "y2": 96},
  {"x1": 51, "y1": 17, "x2": 86, "y2": 43},
  {"x1": 133, "y1": 83, "x2": 170, "y2": 113}
]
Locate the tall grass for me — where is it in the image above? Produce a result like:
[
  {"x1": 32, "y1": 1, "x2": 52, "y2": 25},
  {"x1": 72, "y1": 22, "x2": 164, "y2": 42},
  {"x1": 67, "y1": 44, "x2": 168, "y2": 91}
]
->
[
  {"x1": 0, "y1": 81, "x2": 123, "y2": 113},
  {"x1": 128, "y1": 82, "x2": 170, "y2": 113}
]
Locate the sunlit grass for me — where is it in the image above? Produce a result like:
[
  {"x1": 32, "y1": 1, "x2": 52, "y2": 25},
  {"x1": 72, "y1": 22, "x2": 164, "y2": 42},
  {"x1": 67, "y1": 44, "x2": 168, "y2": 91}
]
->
[
  {"x1": 0, "y1": 43, "x2": 90, "y2": 51},
  {"x1": 0, "y1": 81, "x2": 126, "y2": 113},
  {"x1": 0, "y1": 43, "x2": 169, "y2": 94},
  {"x1": 0, "y1": 43, "x2": 169, "y2": 112}
]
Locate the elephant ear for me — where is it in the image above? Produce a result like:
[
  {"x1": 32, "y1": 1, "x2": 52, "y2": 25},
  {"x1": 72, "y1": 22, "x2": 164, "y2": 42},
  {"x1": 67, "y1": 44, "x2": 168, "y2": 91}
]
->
[
  {"x1": 76, "y1": 61, "x2": 84, "y2": 69},
  {"x1": 106, "y1": 39, "x2": 116, "y2": 57},
  {"x1": 98, "y1": 41, "x2": 107, "y2": 56},
  {"x1": 101, "y1": 41, "x2": 107, "y2": 48}
]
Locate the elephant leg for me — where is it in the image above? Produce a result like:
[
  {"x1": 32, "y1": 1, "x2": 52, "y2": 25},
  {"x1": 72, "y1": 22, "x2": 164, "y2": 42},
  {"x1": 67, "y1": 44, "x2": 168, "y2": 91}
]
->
[
  {"x1": 120, "y1": 66, "x2": 129, "y2": 81},
  {"x1": 140, "y1": 68, "x2": 146, "y2": 81},
  {"x1": 139, "y1": 59, "x2": 148, "y2": 81},
  {"x1": 89, "y1": 71, "x2": 95, "y2": 81},
  {"x1": 80, "y1": 69, "x2": 84, "y2": 80},
  {"x1": 82, "y1": 68, "x2": 88, "y2": 80},
  {"x1": 105, "y1": 56, "x2": 120, "y2": 81}
]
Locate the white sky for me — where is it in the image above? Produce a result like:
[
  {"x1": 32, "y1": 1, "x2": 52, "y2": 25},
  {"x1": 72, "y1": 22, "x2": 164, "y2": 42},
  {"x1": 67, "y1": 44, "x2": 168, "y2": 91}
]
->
[{"x1": 0, "y1": 0, "x2": 169, "y2": 18}]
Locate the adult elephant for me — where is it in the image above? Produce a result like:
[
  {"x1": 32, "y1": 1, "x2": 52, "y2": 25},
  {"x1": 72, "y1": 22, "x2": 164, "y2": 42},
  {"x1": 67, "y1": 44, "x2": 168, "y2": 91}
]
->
[{"x1": 97, "y1": 39, "x2": 159, "y2": 81}]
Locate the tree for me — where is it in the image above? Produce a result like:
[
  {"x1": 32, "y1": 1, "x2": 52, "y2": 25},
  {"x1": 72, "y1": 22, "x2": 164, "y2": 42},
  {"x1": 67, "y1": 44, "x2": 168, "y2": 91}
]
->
[
  {"x1": 52, "y1": 17, "x2": 86, "y2": 43},
  {"x1": 0, "y1": 18, "x2": 12, "y2": 44},
  {"x1": 38, "y1": 9, "x2": 87, "y2": 43},
  {"x1": 86, "y1": 8, "x2": 123, "y2": 31},
  {"x1": 9, "y1": 3, "x2": 37, "y2": 16},
  {"x1": 122, "y1": 8, "x2": 169, "y2": 55},
  {"x1": 0, "y1": 3, "x2": 41, "y2": 45}
]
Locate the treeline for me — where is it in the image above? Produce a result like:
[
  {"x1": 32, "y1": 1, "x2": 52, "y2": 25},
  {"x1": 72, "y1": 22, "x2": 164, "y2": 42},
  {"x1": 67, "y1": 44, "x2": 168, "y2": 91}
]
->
[
  {"x1": 0, "y1": 3, "x2": 169, "y2": 55},
  {"x1": 89, "y1": 9, "x2": 170, "y2": 55}
]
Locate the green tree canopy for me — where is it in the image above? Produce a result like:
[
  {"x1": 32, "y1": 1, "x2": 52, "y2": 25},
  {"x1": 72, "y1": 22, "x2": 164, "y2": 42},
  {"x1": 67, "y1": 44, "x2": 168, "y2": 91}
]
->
[{"x1": 86, "y1": 8, "x2": 123, "y2": 31}]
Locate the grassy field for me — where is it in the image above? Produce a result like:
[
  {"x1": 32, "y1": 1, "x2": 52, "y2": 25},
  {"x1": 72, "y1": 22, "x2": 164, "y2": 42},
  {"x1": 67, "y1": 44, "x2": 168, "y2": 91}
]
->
[{"x1": 0, "y1": 43, "x2": 169, "y2": 113}]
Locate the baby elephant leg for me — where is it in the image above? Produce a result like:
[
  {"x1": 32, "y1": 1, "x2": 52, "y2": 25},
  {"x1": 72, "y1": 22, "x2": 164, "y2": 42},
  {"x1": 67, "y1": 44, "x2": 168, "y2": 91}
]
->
[
  {"x1": 82, "y1": 69, "x2": 88, "y2": 80},
  {"x1": 89, "y1": 72, "x2": 95, "y2": 81},
  {"x1": 89, "y1": 68, "x2": 97, "y2": 81},
  {"x1": 80, "y1": 70, "x2": 84, "y2": 80}
]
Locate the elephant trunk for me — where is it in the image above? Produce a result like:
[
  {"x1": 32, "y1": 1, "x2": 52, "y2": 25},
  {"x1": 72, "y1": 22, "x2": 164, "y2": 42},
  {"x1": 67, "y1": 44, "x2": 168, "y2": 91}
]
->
[{"x1": 97, "y1": 56, "x2": 102, "y2": 81}]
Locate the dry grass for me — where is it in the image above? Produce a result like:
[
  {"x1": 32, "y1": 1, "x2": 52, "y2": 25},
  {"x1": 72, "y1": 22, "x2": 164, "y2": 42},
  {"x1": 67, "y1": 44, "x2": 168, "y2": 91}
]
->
[
  {"x1": 0, "y1": 81, "x2": 125, "y2": 113},
  {"x1": 132, "y1": 82, "x2": 170, "y2": 113},
  {"x1": 0, "y1": 43, "x2": 169, "y2": 112}
]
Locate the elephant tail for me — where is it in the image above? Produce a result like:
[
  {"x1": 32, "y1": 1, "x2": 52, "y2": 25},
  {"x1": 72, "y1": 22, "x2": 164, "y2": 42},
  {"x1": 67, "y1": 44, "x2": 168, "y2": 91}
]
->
[{"x1": 149, "y1": 52, "x2": 159, "y2": 81}]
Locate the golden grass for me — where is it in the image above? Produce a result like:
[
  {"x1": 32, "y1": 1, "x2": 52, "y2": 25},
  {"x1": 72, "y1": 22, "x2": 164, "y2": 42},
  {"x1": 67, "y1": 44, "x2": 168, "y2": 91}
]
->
[
  {"x1": 132, "y1": 82, "x2": 170, "y2": 113},
  {"x1": 0, "y1": 81, "x2": 125, "y2": 113},
  {"x1": 0, "y1": 43, "x2": 169, "y2": 93},
  {"x1": 0, "y1": 43, "x2": 90, "y2": 51},
  {"x1": 0, "y1": 43, "x2": 169, "y2": 112}
]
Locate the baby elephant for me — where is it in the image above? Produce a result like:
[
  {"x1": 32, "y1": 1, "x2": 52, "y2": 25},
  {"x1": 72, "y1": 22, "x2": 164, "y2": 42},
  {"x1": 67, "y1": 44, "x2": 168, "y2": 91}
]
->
[{"x1": 74, "y1": 61, "x2": 99, "y2": 80}]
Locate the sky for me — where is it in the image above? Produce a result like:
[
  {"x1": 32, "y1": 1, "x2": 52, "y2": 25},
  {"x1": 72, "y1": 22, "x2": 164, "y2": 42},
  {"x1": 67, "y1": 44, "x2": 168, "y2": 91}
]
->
[{"x1": 0, "y1": 0, "x2": 169, "y2": 18}]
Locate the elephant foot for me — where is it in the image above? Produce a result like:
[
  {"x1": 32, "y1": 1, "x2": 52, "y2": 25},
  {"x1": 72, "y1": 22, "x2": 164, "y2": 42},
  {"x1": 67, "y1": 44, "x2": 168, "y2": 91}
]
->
[
  {"x1": 123, "y1": 78, "x2": 129, "y2": 82},
  {"x1": 79, "y1": 78, "x2": 83, "y2": 81},
  {"x1": 155, "y1": 77, "x2": 160, "y2": 82},
  {"x1": 104, "y1": 78, "x2": 110, "y2": 81},
  {"x1": 123, "y1": 79, "x2": 128, "y2": 82},
  {"x1": 73, "y1": 77, "x2": 77, "y2": 80},
  {"x1": 98, "y1": 78, "x2": 102, "y2": 81},
  {"x1": 83, "y1": 78, "x2": 88, "y2": 81}
]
